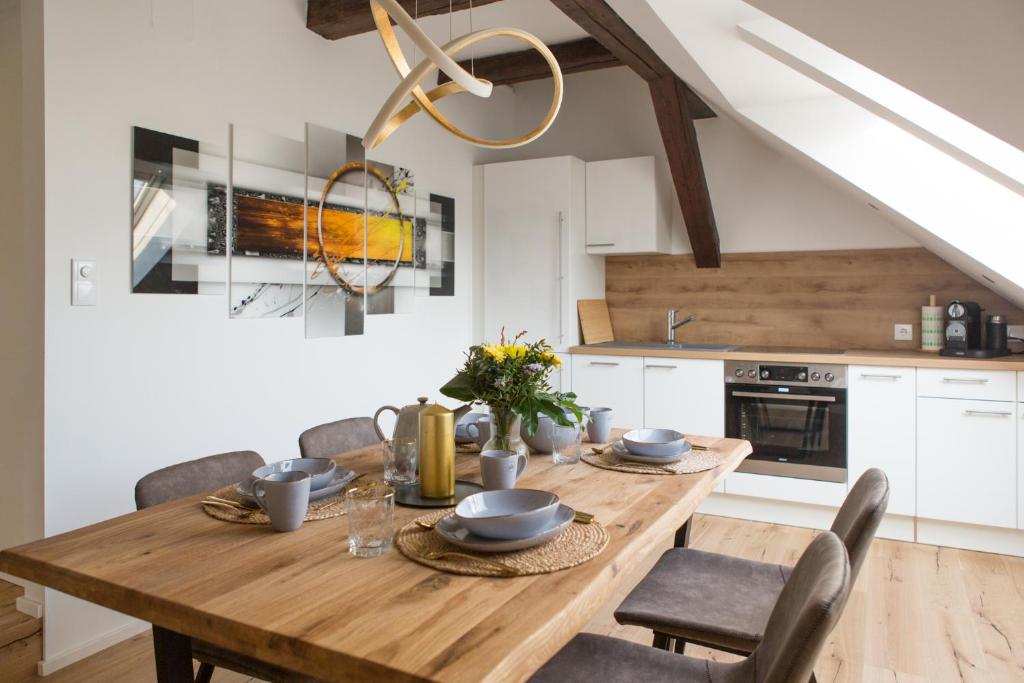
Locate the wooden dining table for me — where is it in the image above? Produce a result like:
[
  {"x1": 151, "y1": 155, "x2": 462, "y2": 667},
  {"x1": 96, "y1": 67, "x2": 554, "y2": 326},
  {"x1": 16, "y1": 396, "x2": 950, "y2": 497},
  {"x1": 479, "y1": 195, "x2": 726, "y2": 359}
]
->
[{"x1": 0, "y1": 430, "x2": 751, "y2": 683}]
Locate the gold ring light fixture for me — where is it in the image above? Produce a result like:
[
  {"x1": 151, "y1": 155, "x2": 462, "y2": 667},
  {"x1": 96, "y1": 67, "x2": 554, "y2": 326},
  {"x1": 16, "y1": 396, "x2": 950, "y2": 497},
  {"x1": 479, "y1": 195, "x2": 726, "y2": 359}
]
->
[{"x1": 364, "y1": 0, "x2": 563, "y2": 150}]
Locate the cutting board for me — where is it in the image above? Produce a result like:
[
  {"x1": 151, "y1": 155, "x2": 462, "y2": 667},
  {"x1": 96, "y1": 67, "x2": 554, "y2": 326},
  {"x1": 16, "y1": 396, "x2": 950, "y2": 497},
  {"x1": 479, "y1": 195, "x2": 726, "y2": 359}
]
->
[{"x1": 578, "y1": 299, "x2": 614, "y2": 344}]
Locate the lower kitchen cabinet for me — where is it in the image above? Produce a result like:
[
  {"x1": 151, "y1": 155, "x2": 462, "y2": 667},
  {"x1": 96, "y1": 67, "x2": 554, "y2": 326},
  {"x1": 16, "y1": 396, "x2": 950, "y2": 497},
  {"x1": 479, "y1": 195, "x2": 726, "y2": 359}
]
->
[
  {"x1": 1019, "y1": 403, "x2": 1024, "y2": 530},
  {"x1": 643, "y1": 358, "x2": 724, "y2": 436},
  {"x1": 917, "y1": 397, "x2": 1018, "y2": 529},
  {"x1": 848, "y1": 366, "x2": 916, "y2": 516},
  {"x1": 570, "y1": 354, "x2": 644, "y2": 430}
]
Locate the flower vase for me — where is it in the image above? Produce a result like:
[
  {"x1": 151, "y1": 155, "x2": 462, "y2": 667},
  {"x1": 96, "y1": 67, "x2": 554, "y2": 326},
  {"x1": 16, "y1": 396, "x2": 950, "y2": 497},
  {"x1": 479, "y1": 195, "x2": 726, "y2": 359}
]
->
[{"x1": 483, "y1": 406, "x2": 529, "y2": 462}]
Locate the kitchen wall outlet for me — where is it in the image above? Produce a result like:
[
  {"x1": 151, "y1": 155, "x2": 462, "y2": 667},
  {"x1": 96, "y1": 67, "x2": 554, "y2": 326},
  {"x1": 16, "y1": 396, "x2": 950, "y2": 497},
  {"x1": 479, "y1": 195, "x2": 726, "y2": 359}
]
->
[
  {"x1": 894, "y1": 323, "x2": 913, "y2": 341},
  {"x1": 71, "y1": 259, "x2": 98, "y2": 306}
]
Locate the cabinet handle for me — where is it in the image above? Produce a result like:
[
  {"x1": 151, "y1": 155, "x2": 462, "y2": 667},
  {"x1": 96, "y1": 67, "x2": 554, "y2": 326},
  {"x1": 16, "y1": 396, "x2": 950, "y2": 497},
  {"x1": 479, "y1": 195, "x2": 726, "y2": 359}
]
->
[
  {"x1": 557, "y1": 211, "x2": 565, "y2": 345},
  {"x1": 589, "y1": 361, "x2": 619, "y2": 367},
  {"x1": 963, "y1": 409, "x2": 1012, "y2": 417},
  {"x1": 645, "y1": 364, "x2": 677, "y2": 369},
  {"x1": 942, "y1": 377, "x2": 989, "y2": 384},
  {"x1": 860, "y1": 373, "x2": 901, "y2": 380},
  {"x1": 731, "y1": 391, "x2": 836, "y2": 403},
  {"x1": 586, "y1": 242, "x2": 615, "y2": 247}
]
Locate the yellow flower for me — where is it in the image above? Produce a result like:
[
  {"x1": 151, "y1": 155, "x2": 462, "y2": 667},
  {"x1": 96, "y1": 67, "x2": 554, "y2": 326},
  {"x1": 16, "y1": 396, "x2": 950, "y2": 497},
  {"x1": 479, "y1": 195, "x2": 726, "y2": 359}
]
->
[
  {"x1": 482, "y1": 344, "x2": 507, "y2": 361},
  {"x1": 542, "y1": 351, "x2": 561, "y2": 367},
  {"x1": 504, "y1": 344, "x2": 528, "y2": 360}
]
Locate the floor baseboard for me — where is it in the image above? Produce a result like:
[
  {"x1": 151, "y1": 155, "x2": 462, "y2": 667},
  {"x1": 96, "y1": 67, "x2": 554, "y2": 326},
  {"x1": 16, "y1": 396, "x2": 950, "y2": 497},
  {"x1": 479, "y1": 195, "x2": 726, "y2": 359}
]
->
[{"x1": 37, "y1": 620, "x2": 149, "y2": 676}]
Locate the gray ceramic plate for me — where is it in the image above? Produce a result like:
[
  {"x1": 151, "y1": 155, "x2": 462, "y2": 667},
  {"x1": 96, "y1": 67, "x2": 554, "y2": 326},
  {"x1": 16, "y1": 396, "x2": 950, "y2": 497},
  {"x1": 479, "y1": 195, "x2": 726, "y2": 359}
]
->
[
  {"x1": 611, "y1": 440, "x2": 689, "y2": 464},
  {"x1": 434, "y1": 504, "x2": 574, "y2": 552},
  {"x1": 235, "y1": 467, "x2": 356, "y2": 503}
]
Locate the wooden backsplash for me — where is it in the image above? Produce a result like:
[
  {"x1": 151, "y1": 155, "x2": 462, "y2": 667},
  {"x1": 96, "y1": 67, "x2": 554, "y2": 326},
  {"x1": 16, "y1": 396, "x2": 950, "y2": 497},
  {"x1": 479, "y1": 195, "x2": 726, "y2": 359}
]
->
[{"x1": 605, "y1": 248, "x2": 1024, "y2": 350}]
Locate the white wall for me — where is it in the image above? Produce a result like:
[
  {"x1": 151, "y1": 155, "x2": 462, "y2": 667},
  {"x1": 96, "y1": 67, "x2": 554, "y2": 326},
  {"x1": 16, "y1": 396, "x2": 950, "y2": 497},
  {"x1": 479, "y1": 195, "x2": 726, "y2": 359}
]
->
[
  {"x1": 749, "y1": 0, "x2": 1024, "y2": 152},
  {"x1": 0, "y1": 0, "x2": 44, "y2": 559},
  {"x1": 40, "y1": 0, "x2": 512, "y2": 665},
  {"x1": 485, "y1": 66, "x2": 917, "y2": 254}
]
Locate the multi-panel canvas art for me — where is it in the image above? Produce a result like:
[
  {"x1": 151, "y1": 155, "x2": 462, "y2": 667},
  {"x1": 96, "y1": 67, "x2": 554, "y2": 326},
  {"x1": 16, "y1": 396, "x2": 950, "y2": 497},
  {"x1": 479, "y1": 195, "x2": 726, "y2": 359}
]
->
[{"x1": 130, "y1": 124, "x2": 455, "y2": 338}]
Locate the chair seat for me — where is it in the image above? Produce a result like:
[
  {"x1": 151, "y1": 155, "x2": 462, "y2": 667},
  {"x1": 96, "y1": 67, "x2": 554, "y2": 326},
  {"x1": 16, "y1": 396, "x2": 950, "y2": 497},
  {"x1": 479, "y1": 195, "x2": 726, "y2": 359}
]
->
[
  {"x1": 614, "y1": 547, "x2": 792, "y2": 653},
  {"x1": 529, "y1": 633, "x2": 750, "y2": 683}
]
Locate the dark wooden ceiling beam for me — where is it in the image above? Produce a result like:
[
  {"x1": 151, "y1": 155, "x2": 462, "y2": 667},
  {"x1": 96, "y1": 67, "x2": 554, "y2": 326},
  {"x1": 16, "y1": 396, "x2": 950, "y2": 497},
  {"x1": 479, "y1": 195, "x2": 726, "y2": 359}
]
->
[
  {"x1": 550, "y1": 0, "x2": 720, "y2": 267},
  {"x1": 307, "y1": 0, "x2": 504, "y2": 40},
  {"x1": 650, "y1": 75, "x2": 720, "y2": 267}
]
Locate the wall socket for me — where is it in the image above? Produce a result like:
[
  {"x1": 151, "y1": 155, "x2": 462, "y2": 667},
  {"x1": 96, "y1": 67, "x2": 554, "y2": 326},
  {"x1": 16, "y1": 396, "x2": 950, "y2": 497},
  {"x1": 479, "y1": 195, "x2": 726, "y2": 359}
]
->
[{"x1": 894, "y1": 324, "x2": 914, "y2": 341}]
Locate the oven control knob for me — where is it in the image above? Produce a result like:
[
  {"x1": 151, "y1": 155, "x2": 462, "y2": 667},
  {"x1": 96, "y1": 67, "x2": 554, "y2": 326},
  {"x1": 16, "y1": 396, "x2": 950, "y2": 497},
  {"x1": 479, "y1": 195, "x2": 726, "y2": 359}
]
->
[
  {"x1": 797, "y1": 371, "x2": 808, "y2": 381},
  {"x1": 747, "y1": 369, "x2": 757, "y2": 379},
  {"x1": 824, "y1": 372, "x2": 835, "y2": 382},
  {"x1": 759, "y1": 369, "x2": 770, "y2": 379},
  {"x1": 810, "y1": 372, "x2": 821, "y2": 382},
  {"x1": 734, "y1": 368, "x2": 745, "y2": 377}
]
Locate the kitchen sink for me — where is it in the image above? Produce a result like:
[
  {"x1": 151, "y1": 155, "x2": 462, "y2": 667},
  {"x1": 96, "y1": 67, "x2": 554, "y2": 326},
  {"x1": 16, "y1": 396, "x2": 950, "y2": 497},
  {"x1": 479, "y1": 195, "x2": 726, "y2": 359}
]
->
[{"x1": 587, "y1": 341, "x2": 737, "y2": 352}]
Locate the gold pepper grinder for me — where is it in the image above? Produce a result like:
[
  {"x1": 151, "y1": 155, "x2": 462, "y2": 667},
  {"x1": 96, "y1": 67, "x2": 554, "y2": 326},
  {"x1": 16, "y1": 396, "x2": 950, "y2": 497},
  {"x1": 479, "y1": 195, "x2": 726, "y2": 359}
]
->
[{"x1": 418, "y1": 403, "x2": 455, "y2": 498}]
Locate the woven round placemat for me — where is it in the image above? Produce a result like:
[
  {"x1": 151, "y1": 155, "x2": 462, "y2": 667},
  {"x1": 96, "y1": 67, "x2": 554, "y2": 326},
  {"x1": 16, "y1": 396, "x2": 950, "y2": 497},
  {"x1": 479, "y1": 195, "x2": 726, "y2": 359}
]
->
[
  {"x1": 395, "y1": 509, "x2": 609, "y2": 578},
  {"x1": 200, "y1": 484, "x2": 347, "y2": 525},
  {"x1": 582, "y1": 447, "x2": 723, "y2": 475}
]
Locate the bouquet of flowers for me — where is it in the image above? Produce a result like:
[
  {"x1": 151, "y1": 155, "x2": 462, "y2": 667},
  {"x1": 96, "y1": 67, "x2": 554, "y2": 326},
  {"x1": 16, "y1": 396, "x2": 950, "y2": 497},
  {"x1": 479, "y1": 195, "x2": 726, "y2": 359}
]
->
[{"x1": 440, "y1": 330, "x2": 581, "y2": 449}]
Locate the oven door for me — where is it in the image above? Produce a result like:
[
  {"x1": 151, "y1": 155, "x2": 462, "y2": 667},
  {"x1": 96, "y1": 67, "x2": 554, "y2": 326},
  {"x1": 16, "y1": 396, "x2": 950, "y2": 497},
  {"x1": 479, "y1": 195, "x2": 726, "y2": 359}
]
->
[{"x1": 725, "y1": 383, "x2": 847, "y2": 483}]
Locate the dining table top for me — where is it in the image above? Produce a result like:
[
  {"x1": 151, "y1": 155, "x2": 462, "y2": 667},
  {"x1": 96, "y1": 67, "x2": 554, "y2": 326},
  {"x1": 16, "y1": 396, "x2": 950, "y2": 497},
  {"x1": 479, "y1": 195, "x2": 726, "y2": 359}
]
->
[{"x1": 0, "y1": 430, "x2": 751, "y2": 683}]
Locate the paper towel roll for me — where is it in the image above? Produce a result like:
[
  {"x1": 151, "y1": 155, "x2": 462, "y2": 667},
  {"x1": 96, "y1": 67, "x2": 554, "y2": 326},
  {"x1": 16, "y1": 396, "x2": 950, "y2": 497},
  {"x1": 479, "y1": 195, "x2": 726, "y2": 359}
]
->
[{"x1": 921, "y1": 305, "x2": 944, "y2": 351}]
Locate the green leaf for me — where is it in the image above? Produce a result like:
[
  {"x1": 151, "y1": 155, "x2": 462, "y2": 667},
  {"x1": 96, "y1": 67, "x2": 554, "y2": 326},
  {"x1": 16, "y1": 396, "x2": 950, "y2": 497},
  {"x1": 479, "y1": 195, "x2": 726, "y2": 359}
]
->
[{"x1": 439, "y1": 373, "x2": 477, "y2": 403}]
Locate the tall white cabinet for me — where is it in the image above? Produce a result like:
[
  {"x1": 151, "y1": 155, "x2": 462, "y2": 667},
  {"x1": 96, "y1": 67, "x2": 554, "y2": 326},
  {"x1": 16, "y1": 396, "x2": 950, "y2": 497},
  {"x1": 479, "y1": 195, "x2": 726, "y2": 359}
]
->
[{"x1": 480, "y1": 157, "x2": 604, "y2": 351}]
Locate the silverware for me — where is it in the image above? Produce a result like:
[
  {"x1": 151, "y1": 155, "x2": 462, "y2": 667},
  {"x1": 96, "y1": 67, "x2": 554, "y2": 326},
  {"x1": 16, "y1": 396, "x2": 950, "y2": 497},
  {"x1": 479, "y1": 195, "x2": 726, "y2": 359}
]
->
[
  {"x1": 415, "y1": 519, "x2": 437, "y2": 531},
  {"x1": 590, "y1": 446, "x2": 607, "y2": 455},
  {"x1": 202, "y1": 500, "x2": 258, "y2": 517},
  {"x1": 423, "y1": 551, "x2": 521, "y2": 577},
  {"x1": 573, "y1": 511, "x2": 595, "y2": 524}
]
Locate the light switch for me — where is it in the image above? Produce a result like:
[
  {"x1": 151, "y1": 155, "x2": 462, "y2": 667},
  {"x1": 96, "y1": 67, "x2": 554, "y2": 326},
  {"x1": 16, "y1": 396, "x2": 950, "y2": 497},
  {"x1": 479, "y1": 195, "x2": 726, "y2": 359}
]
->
[{"x1": 72, "y1": 259, "x2": 98, "y2": 306}]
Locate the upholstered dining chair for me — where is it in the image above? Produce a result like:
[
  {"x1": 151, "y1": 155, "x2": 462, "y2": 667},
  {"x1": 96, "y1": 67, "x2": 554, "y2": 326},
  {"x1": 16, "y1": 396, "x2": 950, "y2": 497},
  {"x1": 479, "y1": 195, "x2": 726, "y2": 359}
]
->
[
  {"x1": 298, "y1": 416, "x2": 381, "y2": 459},
  {"x1": 135, "y1": 451, "x2": 319, "y2": 683},
  {"x1": 614, "y1": 468, "x2": 889, "y2": 661},
  {"x1": 531, "y1": 531, "x2": 851, "y2": 683}
]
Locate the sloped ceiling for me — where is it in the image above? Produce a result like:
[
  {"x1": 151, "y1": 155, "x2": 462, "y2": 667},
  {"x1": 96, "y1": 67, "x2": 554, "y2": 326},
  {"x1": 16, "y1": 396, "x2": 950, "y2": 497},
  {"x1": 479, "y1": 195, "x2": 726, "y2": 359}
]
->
[{"x1": 607, "y1": 0, "x2": 1024, "y2": 309}]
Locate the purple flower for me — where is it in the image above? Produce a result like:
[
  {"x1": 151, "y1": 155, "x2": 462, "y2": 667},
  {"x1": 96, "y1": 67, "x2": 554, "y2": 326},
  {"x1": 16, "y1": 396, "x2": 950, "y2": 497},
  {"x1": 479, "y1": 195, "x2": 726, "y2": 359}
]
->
[{"x1": 524, "y1": 363, "x2": 544, "y2": 375}]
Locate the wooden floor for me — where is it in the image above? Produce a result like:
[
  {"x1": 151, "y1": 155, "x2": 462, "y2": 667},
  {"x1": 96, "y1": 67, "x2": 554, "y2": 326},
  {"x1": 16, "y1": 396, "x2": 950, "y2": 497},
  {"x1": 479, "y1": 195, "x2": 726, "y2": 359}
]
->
[{"x1": 3, "y1": 515, "x2": 1023, "y2": 682}]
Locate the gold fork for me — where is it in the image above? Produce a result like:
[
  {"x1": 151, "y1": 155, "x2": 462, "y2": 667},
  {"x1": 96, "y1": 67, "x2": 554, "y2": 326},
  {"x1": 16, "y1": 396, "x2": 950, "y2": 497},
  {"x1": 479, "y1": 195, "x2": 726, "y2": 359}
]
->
[{"x1": 423, "y1": 551, "x2": 522, "y2": 577}]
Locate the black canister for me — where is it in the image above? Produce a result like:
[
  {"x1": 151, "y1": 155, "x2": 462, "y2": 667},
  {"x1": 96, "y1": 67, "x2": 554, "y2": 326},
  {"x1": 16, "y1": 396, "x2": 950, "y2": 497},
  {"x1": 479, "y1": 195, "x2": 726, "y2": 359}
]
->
[{"x1": 987, "y1": 314, "x2": 1008, "y2": 352}]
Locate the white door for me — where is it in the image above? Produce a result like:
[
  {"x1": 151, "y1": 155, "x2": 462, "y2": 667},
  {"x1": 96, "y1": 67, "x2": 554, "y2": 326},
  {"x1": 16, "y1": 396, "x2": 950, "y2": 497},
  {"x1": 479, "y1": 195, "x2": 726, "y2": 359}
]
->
[
  {"x1": 643, "y1": 358, "x2": 724, "y2": 437},
  {"x1": 917, "y1": 398, "x2": 1017, "y2": 528},
  {"x1": 848, "y1": 366, "x2": 916, "y2": 516},
  {"x1": 571, "y1": 354, "x2": 644, "y2": 431},
  {"x1": 483, "y1": 158, "x2": 569, "y2": 346}
]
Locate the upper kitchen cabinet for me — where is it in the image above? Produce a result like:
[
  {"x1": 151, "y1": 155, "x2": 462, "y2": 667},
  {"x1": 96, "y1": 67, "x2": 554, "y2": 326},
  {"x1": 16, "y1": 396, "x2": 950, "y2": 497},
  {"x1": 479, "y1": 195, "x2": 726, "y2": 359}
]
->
[
  {"x1": 481, "y1": 157, "x2": 604, "y2": 352},
  {"x1": 585, "y1": 157, "x2": 671, "y2": 255}
]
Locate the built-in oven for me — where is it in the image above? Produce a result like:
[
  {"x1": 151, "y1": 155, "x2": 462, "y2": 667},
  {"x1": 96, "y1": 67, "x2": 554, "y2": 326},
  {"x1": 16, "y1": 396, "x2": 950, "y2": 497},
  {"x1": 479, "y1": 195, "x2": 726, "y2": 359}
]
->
[{"x1": 724, "y1": 361, "x2": 847, "y2": 483}]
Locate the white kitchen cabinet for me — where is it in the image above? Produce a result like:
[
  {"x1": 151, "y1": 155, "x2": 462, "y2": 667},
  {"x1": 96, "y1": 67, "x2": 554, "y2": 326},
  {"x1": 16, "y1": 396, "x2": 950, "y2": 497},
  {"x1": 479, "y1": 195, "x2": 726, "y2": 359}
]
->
[
  {"x1": 571, "y1": 354, "x2": 644, "y2": 430},
  {"x1": 643, "y1": 358, "x2": 724, "y2": 436},
  {"x1": 917, "y1": 397, "x2": 1017, "y2": 528},
  {"x1": 917, "y1": 368, "x2": 1016, "y2": 402},
  {"x1": 585, "y1": 157, "x2": 670, "y2": 255},
  {"x1": 551, "y1": 352, "x2": 570, "y2": 394},
  {"x1": 481, "y1": 157, "x2": 604, "y2": 351},
  {"x1": 848, "y1": 366, "x2": 916, "y2": 516}
]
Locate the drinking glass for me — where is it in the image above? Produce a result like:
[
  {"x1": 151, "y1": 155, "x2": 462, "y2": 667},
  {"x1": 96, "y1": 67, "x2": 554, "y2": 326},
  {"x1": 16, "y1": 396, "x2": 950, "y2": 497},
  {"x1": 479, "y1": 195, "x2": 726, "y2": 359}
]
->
[
  {"x1": 346, "y1": 482, "x2": 395, "y2": 558},
  {"x1": 383, "y1": 438, "x2": 418, "y2": 486},
  {"x1": 551, "y1": 424, "x2": 582, "y2": 465}
]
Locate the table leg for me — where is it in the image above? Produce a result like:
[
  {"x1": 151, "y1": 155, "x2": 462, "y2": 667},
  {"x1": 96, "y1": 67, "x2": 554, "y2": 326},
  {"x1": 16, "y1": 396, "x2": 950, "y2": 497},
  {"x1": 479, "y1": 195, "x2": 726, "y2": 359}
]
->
[
  {"x1": 152, "y1": 626, "x2": 195, "y2": 683},
  {"x1": 673, "y1": 518, "x2": 692, "y2": 548}
]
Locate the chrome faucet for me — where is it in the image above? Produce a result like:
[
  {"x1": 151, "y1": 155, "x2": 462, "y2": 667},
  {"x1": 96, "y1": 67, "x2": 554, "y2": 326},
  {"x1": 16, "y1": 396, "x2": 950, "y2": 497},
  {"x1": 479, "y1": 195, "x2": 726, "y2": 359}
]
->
[{"x1": 667, "y1": 310, "x2": 697, "y2": 345}]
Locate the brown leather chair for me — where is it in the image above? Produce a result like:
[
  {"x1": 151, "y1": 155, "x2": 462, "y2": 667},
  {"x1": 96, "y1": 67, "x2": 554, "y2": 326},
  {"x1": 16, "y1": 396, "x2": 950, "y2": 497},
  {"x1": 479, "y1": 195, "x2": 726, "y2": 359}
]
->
[
  {"x1": 135, "y1": 451, "x2": 317, "y2": 683},
  {"x1": 614, "y1": 469, "x2": 889, "y2": 658},
  {"x1": 531, "y1": 531, "x2": 851, "y2": 683},
  {"x1": 298, "y1": 416, "x2": 381, "y2": 459}
]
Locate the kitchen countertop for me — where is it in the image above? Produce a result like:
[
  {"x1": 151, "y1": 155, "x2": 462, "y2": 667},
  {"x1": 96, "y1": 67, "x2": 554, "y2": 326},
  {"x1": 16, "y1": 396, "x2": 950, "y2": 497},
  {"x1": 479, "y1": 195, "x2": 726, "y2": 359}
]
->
[{"x1": 570, "y1": 344, "x2": 1024, "y2": 371}]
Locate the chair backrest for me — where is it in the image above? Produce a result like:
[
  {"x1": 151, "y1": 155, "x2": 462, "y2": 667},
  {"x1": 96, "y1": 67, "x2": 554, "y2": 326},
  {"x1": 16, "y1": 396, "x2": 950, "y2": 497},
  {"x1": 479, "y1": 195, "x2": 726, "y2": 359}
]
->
[
  {"x1": 752, "y1": 531, "x2": 851, "y2": 683},
  {"x1": 830, "y1": 468, "x2": 889, "y2": 581},
  {"x1": 298, "y1": 417, "x2": 380, "y2": 459},
  {"x1": 135, "y1": 450, "x2": 265, "y2": 510}
]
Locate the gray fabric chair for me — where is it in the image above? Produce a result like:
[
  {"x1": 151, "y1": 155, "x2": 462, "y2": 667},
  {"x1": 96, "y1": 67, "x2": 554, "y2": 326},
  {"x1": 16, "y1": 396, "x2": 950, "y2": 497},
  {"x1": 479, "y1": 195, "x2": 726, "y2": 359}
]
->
[
  {"x1": 136, "y1": 451, "x2": 317, "y2": 683},
  {"x1": 614, "y1": 468, "x2": 889, "y2": 657},
  {"x1": 134, "y1": 450, "x2": 265, "y2": 509},
  {"x1": 531, "y1": 531, "x2": 851, "y2": 683},
  {"x1": 298, "y1": 416, "x2": 380, "y2": 459}
]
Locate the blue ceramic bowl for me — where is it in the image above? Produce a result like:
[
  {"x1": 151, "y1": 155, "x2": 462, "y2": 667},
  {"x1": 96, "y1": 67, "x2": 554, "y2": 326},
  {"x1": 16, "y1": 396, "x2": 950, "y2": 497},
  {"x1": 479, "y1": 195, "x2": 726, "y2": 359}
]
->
[
  {"x1": 622, "y1": 428, "x2": 687, "y2": 457},
  {"x1": 455, "y1": 489, "x2": 561, "y2": 540},
  {"x1": 250, "y1": 458, "x2": 336, "y2": 491}
]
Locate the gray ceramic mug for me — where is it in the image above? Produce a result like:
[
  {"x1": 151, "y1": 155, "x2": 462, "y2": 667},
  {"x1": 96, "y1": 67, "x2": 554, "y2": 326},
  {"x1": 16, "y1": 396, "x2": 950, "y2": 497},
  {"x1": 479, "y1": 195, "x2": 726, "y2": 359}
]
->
[
  {"x1": 466, "y1": 418, "x2": 492, "y2": 448},
  {"x1": 480, "y1": 449, "x2": 527, "y2": 490},
  {"x1": 586, "y1": 407, "x2": 614, "y2": 444},
  {"x1": 252, "y1": 471, "x2": 311, "y2": 532}
]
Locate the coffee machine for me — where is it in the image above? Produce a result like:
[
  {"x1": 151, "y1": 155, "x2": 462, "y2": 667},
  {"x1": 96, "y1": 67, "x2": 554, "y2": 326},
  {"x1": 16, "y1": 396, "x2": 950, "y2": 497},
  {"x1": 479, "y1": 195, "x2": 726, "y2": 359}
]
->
[{"x1": 939, "y1": 300, "x2": 1009, "y2": 357}]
